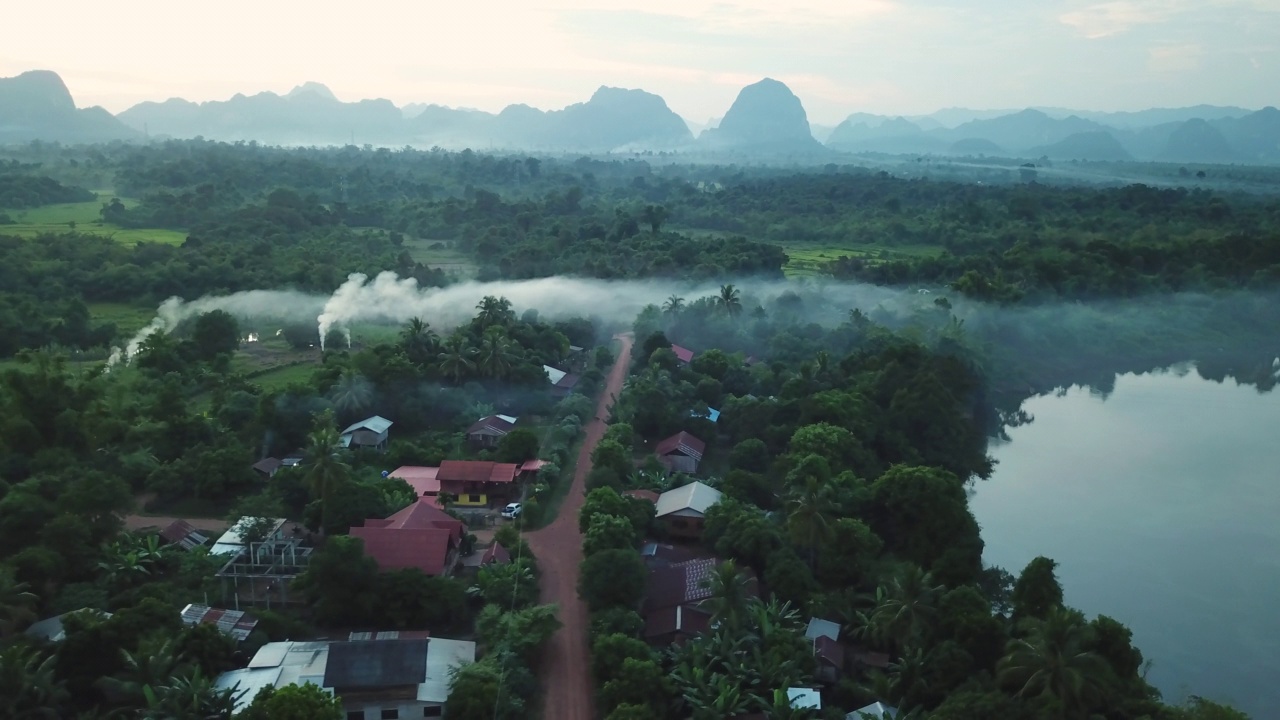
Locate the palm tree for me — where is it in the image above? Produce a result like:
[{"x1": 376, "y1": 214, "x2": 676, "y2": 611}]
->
[
  {"x1": 302, "y1": 413, "x2": 352, "y2": 537},
  {"x1": 475, "y1": 296, "x2": 514, "y2": 328},
  {"x1": 701, "y1": 560, "x2": 752, "y2": 633},
  {"x1": 476, "y1": 327, "x2": 516, "y2": 380},
  {"x1": 717, "y1": 284, "x2": 742, "y2": 318},
  {"x1": 0, "y1": 569, "x2": 37, "y2": 638},
  {"x1": 0, "y1": 645, "x2": 67, "y2": 719},
  {"x1": 141, "y1": 668, "x2": 241, "y2": 720},
  {"x1": 400, "y1": 317, "x2": 438, "y2": 363},
  {"x1": 785, "y1": 476, "x2": 835, "y2": 571},
  {"x1": 329, "y1": 368, "x2": 374, "y2": 416},
  {"x1": 662, "y1": 295, "x2": 685, "y2": 318},
  {"x1": 998, "y1": 607, "x2": 1109, "y2": 720},
  {"x1": 864, "y1": 565, "x2": 944, "y2": 656},
  {"x1": 438, "y1": 333, "x2": 477, "y2": 384},
  {"x1": 97, "y1": 637, "x2": 183, "y2": 705},
  {"x1": 641, "y1": 204, "x2": 669, "y2": 233},
  {"x1": 97, "y1": 535, "x2": 164, "y2": 591}
]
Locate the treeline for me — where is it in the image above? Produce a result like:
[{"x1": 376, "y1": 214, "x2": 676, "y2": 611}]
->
[{"x1": 0, "y1": 170, "x2": 94, "y2": 211}]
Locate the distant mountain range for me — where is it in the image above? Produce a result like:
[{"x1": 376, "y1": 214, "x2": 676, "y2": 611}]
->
[
  {"x1": 2, "y1": 69, "x2": 1277, "y2": 164},
  {"x1": 0, "y1": 70, "x2": 136, "y2": 144}
]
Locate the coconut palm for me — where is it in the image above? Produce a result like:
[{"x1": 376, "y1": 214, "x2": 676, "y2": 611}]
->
[
  {"x1": 998, "y1": 607, "x2": 1109, "y2": 720},
  {"x1": 0, "y1": 569, "x2": 37, "y2": 639},
  {"x1": 701, "y1": 560, "x2": 752, "y2": 633},
  {"x1": 662, "y1": 295, "x2": 685, "y2": 318},
  {"x1": 141, "y1": 668, "x2": 241, "y2": 720},
  {"x1": 438, "y1": 333, "x2": 477, "y2": 384},
  {"x1": 717, "y1": 284, "x2": 743, "y2": 318},
  {"x1": 97, "y1": 535, "x2": 165, "y2": 591},
  {"x1": 864, "y1": 565, "x2": 944, "y2": 656},
  {"x1": 476, "y1": 327, "x2": 517, "y2": 380},
  {"x1": 302, "y1": 412, "x2": 352, "y2": 537},
  {"x1": 785, "y1": 476, "x2": 836, "y2": 571},
  {"x1": 400, "y1": 317, "x2": 438, "y2": 363},
  {"x1": 475, "y1": 295, "x2": 514, "y2": 328},
  {"x1": 97, "y1": 636, "x2": 183, "y2": 705},
  {"x1": 0, "y1": 645, "x2": 67, "y2": 719},
  {"x1": 329, "y1": 368, "x2": 374, "y2": 416}
]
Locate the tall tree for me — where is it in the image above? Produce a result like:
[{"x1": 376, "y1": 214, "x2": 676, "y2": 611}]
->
[
  {"x1": 641, "y1": 204, "x2": 669, "y2": 233},
  {"x1": 302, "y1": 412, "x2": 352, "y2": 536},
  {"x1": 0, "y1": 568, "x2": 37, "y2": 638},
  {"x1": 438, "y1": 333, "x2": 477, "y2": 384},
  {"x1": 701, "y1": 560, "x2": 752, "y2": 633},
  {"x1": 662, "y1": 295, "x2": 685, "y2": 319},
  {"x1": 475, "y1": 296, "x2": 515, "y2": 328},
  {"x1": 865, "y1": 565, "x2": 944, "y2": 656},
  {"x1": 328, "y1": 369, "x2": 374, "y2": 417},
  {"x1": 400, "y1": 317, "x2": 439, "y2": 364},
  {"x1": 1012, "y1": 557, "x2": 1064, "y2": 623},
  {"x1": 477, "y1": 327, "x2": 516, "y2": 380},
  {"x1": 717, "y1": 284, "x2": 742, "y2": 318},
  {"x1": 998, "y1": 607, "x2": 1109, "y2": 720},
  {"x1": 0, "y1": 645, "x2": 67, "y2": 719},
  {"x1": 785, "y1": 475, "x2": 835, "y2": 571}
]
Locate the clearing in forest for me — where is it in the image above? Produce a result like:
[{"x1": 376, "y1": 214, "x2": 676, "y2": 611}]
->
[{"x1": 1, "y1": 193, "x2": 187, "y2": 246}]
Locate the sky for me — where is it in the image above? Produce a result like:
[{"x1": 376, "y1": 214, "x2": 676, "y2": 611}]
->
[{"x1": 3, "y1": 0, "x2": 1277, "y2": 125}]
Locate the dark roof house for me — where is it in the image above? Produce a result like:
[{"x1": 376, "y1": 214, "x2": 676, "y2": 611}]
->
[
  {"x1": 654, "y1": 431, "x2": 706, "y2": 474},
  {"x1": 251, "y1": 457, "x2": 282, "y2": 477},
  {"x1": 339, "y1": 416, "x2": 392, "y2": 451},
  {"x1": 350, "y1": 498, "x2": 465, "y2": 575},
  {"x1": 644, "y1": 557, "x2": 758, "y2": 645},
  {"x1": 465, "y1": 414, "x2": 517, "y2": 447},
  {"x1": 159, "y1": 520, "x2": 211, "y2": 551},
  {"x1": 323, "y1": 638, "x2": 428, "y2": 691}
]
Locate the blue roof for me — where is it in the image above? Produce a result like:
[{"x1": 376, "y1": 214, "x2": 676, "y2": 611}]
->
[{"x1": 688, "y1": 407, "x2": 720, "y2": 423}]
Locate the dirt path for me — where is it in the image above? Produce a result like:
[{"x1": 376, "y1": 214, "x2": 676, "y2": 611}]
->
[{"x1": 526, "y1": 333, "x2": 632, "y2": 720}]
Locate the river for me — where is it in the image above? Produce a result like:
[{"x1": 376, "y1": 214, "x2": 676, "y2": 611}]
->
[{"x1": 970, "y1": 367, "x2": 1280, "y2": 717}]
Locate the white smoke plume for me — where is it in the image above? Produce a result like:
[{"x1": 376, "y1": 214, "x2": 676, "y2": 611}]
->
[
  {"x1": 314, "y1": 271, "x2": 908, "y2": 347},
  {"x1": 112, "y1": 271, "x2": 914, "y2": 362},
  {"x1": 112, "y1": 290, "x2": 328, "y2": 364}
]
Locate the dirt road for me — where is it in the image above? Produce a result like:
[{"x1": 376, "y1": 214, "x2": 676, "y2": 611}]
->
[{"x1": 526, "y1": 333, "x2": 632, "y2": 720}]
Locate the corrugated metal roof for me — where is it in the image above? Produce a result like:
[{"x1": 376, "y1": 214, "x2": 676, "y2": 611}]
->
[
  {"x1": 182, "y1": 604, "x2": 259, "y2": 642},
  {"x1": 542, "y1": 365, "x2": 568, "y2": 384},
  {"x1": 341, "y1": 415, "x2": 393, "y2": 435},
  {"x1": 788, "y1": 687, "x2": 822, "y2": 710},
  {"x1": 215, "y1": 667, "x2": 283, "y2": 713},
  {"x1": 323, "y1": 639, "x2": 428, "y2": 689},
  {"x1": 418, "y1": 638, "x2": 476, "y2": 703},
  {"x1": 848, "y1": 702, "x2": 897, "y2": 719},
  {"x1": 215, "y1": 518, "x2": 286, "y2": 548},
  {"x1": 654, "y1": 431, "x2": 706, "y2": 461},
  {"x1": 805, "y1": 617, "x2": 840, "y2": 641},
  {"x1": 654, "y1": 482, "x2": 722, "y2": 518}
]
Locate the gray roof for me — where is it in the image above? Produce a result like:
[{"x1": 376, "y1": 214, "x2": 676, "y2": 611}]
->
[
  {"x1": 805, "y1": 617, "x2": 840, "y2": 641},
  {"x1": 24, "y1": 609, "x2": 112, "y2": 642},
  {"x1": 341, "y1": 415, "x2": 393, "y2": 435},
  {"x1": 654, "y1": 481, "x2": 723, "y2": 518},
  {"x1": 849, "y1": 702, "x2": 899, "y2": 719},
  {"x1": 323, "y1": 639, "x2": 428, "y2": 689}
]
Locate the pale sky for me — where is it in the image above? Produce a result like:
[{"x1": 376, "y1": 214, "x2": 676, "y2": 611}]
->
[{"x1": 4, "y1": 0, "x2": 1277, "y2": 125}]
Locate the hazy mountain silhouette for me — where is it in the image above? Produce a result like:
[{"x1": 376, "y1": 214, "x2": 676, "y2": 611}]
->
[
  {"x1": 1030, "y1": 131, "x2": 1133, "y2": 161},
  {"x1": 948, "y1": 138, "x2": 1006, "y2": 156},
  {"x1": 0, "y1": 70, "x2": 136, "y2": 144},
  {"x1": 698, "y1": 78, "x2": 826, "y2": 154},
  {"x1": 1216, "y1": 107, "x2": 1280, "y2": 162},
  {"x1": 1157, "y1": 119, "x2": 1238, "y2": 163}
]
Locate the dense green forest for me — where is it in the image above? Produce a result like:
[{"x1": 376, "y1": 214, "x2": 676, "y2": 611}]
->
[{"x1": 0, "y1": 139, "x2": 1271, "y2": 718}]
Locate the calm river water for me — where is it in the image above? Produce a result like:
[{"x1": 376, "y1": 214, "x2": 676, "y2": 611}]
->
[{"x1": 970, "y1": 368, "x2": 1280, "y2": 717}]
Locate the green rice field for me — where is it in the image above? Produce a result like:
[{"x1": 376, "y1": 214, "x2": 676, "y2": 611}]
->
[
  {"x1": 1, "y1": 193, "x2": 188, "y2": 246},
  {"x1": 780, "y1": 241, "x2": 944, "y2": 278}
]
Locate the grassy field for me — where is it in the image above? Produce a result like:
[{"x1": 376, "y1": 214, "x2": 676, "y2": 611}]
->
[
  {"x1": 400, "y1": 237, "x2": 479, "y2": 279},
  {"x1": 88, "y1": 302, "x2": 160, "y2": 338},
  {"x1": 1, "y1": 193, "x2": 187, "y2": 246},
  {"x1": 246, "y1": 362, "x2": 317, "y2": 391},
  {"x1": 780, "y1": 241, "x2": 944, "y2": 278}
]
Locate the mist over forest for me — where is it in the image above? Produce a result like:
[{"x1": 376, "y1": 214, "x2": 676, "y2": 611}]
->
[{"x1": 0, "y1": 94, "x2": 1276, "y2": 719}]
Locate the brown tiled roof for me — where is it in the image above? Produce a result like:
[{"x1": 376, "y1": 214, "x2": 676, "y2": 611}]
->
[
  {"x1": 654, "y1": 431, "x2": 706, "y2": 460},
  {"x1": 645, "y1": 557, "x2": 720, "y2": 610},
  {"x1": 624, "y1": 489, "x2": 660, "y2": 503},
  {"x1": 466, "y1": 416, "x2": 515, "y2": 436},
  {"x1": 814, "y1": 635, "x2": 844, "y2": 668},
  {"x1": 251, "y1": 457, "x2": 282, "y2": 475},
  {"x1": 438, "y1": 460, "x2": 518, "y2": 484},
  {"x1": 482, "y1": 543, "x2": 511, "y2": 565},
  {"x1": 554, "y1": 373, "x2": 580, "y2": 389},
  {"x1": 644, "y1": 604, "x2": 712, "y2": 639},
  {"x1": 390, "y1": 466, "x2": 440, "y2": 496}
]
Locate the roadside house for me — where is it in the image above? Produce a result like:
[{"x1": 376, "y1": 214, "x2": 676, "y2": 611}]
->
[
  {"x1": 654, "y1": 431, "x2": 706, "y2": 474},
  {"x1": 806, "y1": 617, "x2": 844, "y2": 683},
  {"x1": 340, "y1": 416, "x2": 393, "y2": 452},
  {"x1": 214, "y1": 635, "x2": 475, "y2": 718},
  {"x1": 671, "y1": 344, "x2": 695, "y2": 365},
  {"x1": 389, "y1": 466, "x2": 440, "y2": 499},
  {"x1": 465, "y1": 414, "x2": 517, "y2": 448},
  {"x1": 159, "y1": 520, "x2": 211, "y2": 552},
  {"x1": 643, "y1": 556, "x2": 757, "y2": 646},
  {"x1": 350, "y1": 497, "x2": 465, "y2": 576},
  {"x1": 436, "y1": 460, "x2": 519, "y2": 508},
  {"x1": 542, "y1": 364, "x2": 580, "y2": 397},
  {"x1": 653, "y1": 481, "x2": 722, "y2": 539}
]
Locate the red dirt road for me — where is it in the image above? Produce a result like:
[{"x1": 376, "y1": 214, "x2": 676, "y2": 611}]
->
[{"x1": 526, "y1": 333, "x2": 633, "y2": 720}]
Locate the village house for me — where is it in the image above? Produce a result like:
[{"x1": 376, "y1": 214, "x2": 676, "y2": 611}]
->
[
  {"x1": 389, "y1": 466, "x2": 440, "y2": 500},
  {"x1": 214, "y1": 634, "x2": 475, "y2": 718},
  {"x1": 671, "y1": 344, "x2": 695, "y2": 365},
  {"x1": 250, "y1": 457, "x2": 282, "y2": 478},
  {"x1": 159, "y1": 519, "x2": 212, "y2": 552},
  {"x1": 806, "y1": 617, "x2": 844, "y2": 683},
  {"x1": 465, "y1": 414, "x2": 517, "y2": 448},
  {"x1": 654, "y1": 481, "x2": 723, "y2": 539},
  {"x1": 24, "y1": 609, "x2": 112, "y2": 643},
  {"x1": 642, "y1": 556, "x2": 757, "y2": 646},
  {"x1": 459, "y1": 541, "x2": 512, "y2": 576},
  {"x1": 339, "y1": 415, "x2": 393, "y2": 452},
  {"x1": 654, "y1": 431, "x2": 706, "y2": 474},
  {"x1": 180, "y1": 604, "x2": 259, "y2": 642},
  {"x1": 436, "y1": 459, "x2": 519, "y2": 508},
  {"x1": 542, "y1": 364, "x2": 580, "y2": 397},
  {"x1": 349, "y1": 497, "x2": 465, "y2": 576}
]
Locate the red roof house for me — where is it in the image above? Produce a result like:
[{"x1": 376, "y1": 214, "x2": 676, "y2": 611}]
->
[
  {"x1": 389, "y1": 466, "x2": 440, "y2": 497},
  {"x1": 437, "y1": 460, "x2": 519, "y2": 508},
  {"x1": 350, "y1": 498, "x2": 465, "y2": 576},
  {"x1": 654, "y1": 431, "x2": 707, "y2": 474},
  {"x1": 671, "y1": 344, "x2": 695, "y2": 364}
]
